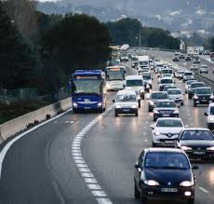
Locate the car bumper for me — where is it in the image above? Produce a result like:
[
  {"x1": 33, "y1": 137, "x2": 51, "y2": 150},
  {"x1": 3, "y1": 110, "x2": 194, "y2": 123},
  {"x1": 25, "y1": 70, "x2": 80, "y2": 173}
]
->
[
  {"x1": 154, "y1": 113, "x2": 179, "y2": 120},
  {"x1": 184, "y1": 150, "x2": 214, "y2": 159},
  {"x1": 115, "y1": 108, "x2": 138, "y2": 114},
  {"x1": 141, "y1": 184, "x2": 195, "y2": 200},
  {"x1": 194, "y1": 99, "x2": 214, "y2": 104},
  {"x1": 153, "y1": 135, "x2": 179, "y2": 146}
]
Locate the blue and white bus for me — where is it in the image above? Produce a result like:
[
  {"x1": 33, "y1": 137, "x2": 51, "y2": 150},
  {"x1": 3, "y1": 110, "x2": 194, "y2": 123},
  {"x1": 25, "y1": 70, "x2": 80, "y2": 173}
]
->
[{"x1": 71, "y1": 70, "x2": 106, "y2": 113}]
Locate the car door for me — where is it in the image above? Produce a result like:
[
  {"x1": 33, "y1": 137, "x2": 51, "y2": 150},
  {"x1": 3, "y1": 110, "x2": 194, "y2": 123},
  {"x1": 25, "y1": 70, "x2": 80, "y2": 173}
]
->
[{"x1": 134, "y1": 151, "x2": 145, "y2": 188}]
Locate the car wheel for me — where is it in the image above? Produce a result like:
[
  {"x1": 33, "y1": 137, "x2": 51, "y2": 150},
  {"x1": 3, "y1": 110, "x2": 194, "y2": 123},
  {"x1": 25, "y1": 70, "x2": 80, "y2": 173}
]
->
[
  {"x1": 153, "y1": 117, "x2": 156, "y2": 121},
  {"x1": 188, "y1": 94, "x2": 192, "y2": 99},
  {"x1": 148, "y1": 105, "x2": 152, "y2": 112},
  {"x1": 135, "y1": 112, "x2": 138, "y2": 117},
  {"x1": 73, "y1": 109, "x2": 78, "y2": 113},
  {"x1": 152, "y1": 142, "x2": 157, "y2": 147},
  {"x1": 134, "y1": 183, "x2": 140, "y2": 199},
  {"x1": 142, "y1": 95, "x2": 145, "y2": 100},
  {"x1": 187, "y1": 198, "x2": 195, "y2": 204},
  {"x1": 181, "y1": 101, "x2": 184, "y2": 105},
  {"x1": 138, "y1": 101, "x2": 141, "y2": 108},
  {"x1": 193, "y1": 102, "x2": 197, "y2": 107},
  {"x1": 115, "y1": 112, "x2": 118, "y2": 117}
]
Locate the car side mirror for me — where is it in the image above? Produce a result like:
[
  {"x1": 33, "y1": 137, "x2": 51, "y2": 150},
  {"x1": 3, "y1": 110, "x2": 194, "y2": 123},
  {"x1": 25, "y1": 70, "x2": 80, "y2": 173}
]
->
[
  {"x1": 112, "y1": 99, "x2": 115, "y2": 103},
  {"x1": 150, "y1": 124, "x2": 155, "y2": 129},
  {"x1": 204, "y1": 112, "x2": 208, "y2": 116}
]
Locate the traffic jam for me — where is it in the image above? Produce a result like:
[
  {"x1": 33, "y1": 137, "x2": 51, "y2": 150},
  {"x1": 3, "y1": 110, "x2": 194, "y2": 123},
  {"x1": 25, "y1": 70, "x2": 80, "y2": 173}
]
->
[{"x1": 107, "y1": 49, "x2": 214, "y2": 204}]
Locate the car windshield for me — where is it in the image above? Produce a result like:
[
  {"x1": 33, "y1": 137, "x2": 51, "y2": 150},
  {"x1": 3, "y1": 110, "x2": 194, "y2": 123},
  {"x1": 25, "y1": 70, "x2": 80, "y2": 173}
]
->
[
  {"x1": 116, "y1": 94, "x2": 137, "y2": 102},
  {"x1": 186, "y1": 80, "x2": 196, "y2": 85},
  {"x1": 191, "y1": 83, "x2": 205, "y2": 88},
  {"x1": 150, "y1": 92, "x2": 168, "y2": 99},
  {"x1": 156, "y1": 119, "x2": 183, "y2": 127},
  {"x1": 144, "y1": 152, "x2": 190, "y2": 169},
  {"x1": 195, "y1": 88, "x2": 212, "y2": 94},
  {"x1": 181, "y1": 130, "x2": 214, "y2": 140},
  {"x1": 160, "y1": 79, "x2": 173, "y2": 84},
  {"x1": 184, "y1": 73, "x2": 193, "y2": 76},
  {"x1": 143, "y1": 75, "x2": 151, "y2": 80},
  {"x1": 155, "y1": 101, "x2": 176, "y2": 108},
  {"x1": 167, "y1": 90, "x2": 182, "y2": 95},
  {"x1": 126, "y1": 80, "x2": 143, "y2": 86}
]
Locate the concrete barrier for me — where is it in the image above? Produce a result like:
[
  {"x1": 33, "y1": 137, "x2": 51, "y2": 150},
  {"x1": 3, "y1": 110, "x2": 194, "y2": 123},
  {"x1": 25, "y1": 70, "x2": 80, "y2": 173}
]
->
[{"x1": 0, "y1": 98, "x2": 72, "y2": 143}]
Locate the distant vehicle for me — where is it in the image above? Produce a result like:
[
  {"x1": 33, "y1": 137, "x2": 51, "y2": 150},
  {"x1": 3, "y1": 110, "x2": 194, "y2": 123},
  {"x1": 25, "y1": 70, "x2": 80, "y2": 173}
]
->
[
  {"x1": 183, "y1": 71, "x2": 194, "y2": 82},
  {"x1": 158, "y1": 77, "x2": 175, "y2": 91},
  {"x1": 150, "y1": 117, "x2": 185, "y2": 147},
  {"x1": 185, "y1": 56, "x2": 192, "y2": 61},
  {"x1": 153, "y1": 99, "x2": 179, "y2": 121},
  {"x1": 113, "y1": 89, "x2": 138, "y2": 117},
  {"x1": 167, "y1": 88, "x2": 184, "y2": 105},
  {"x1": 120, "y1": 52, "x2": 129, "y2": 62},
  {"x1": 71, "y1": 70, "x2": 106, "y2": 113},
  {"x1": 193, "y1": 87, "x2": 214, "y2": 107},
  {"x1": 134, "y1": 148, "x2": 197, "y2": 204},
  {"x1": 179, "y1": 54, "x2": 185, "y2": 59},
  {"x1": 142, "y1": 72, "x2": 153, "y2": 89},
  {"x1": 184, "y1": 80, "x2": 197, "y2": 93},
  {"x1": 199, "y1": 64, "x2": 208, "y2": 74},
  {"x1": 120, "y1": 44, "x2": 129, "y2": 51},
  {"x1": 188, "y1": 82, "x2": 206, "y2": 99},
  {"x1": 105, "y1": 66, "x2": 126, "y2": 91},
  {"x1": 125, "y1": 75, "x2": 145, "y2": 102},
  {"x1": 187, "y1": 46, "x2": 195, "y2": 56},
  {"x1": 203, "y1": 50, "x2": 210, "y2": 55},
  {"x1": 176, "y1": 128, "x2": 214, "y2": 160},
  {"x1": 172, "y1": 56, "x2": 179, "y2": 62},
  {"x1": 174, "y1": 69, "x2": 185, "y2": 79},
  {"x1": 190, "y1": 64, "x2": 200, "y2": 72},
  {"x1": 192, "y1": 58, "x2": 200, "y2": 64},
  {"x1": 147, "y1": 91, "x2": 169, "y2": 112}
]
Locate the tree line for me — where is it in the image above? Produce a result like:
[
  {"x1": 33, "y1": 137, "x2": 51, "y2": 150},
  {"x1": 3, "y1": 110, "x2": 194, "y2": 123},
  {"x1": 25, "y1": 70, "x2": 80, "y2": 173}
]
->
[{"x1": 0, "y1": 0, "x2": 213, "y2": 101}]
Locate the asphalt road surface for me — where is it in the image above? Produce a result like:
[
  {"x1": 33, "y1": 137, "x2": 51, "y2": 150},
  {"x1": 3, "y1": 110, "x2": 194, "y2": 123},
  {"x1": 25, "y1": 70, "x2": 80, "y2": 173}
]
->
[{"x1": 0, "y1": 50, "x2": 214, "y2": 204}]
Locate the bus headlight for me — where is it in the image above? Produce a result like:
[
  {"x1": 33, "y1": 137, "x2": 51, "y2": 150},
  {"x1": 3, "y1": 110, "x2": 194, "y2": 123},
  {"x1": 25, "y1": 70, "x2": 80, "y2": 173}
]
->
[
  {"x1": 97, "y1": 102, "x2": 102, "y2": 107},
  {"x1": 73, "y1": 102, "x2": 78, "y2": 107}
]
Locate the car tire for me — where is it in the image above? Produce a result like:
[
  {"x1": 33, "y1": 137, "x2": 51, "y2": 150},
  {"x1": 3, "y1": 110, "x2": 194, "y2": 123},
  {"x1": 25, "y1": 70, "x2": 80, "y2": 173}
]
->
[
  {"x1": 181, "y1": 101, "x2": 184, "y2": 105},
  {"x1": 115, "y1": 112, "x2": 118, "y2": 117},
  {"x1": 73, "y1": 109, "x2": 78, "y2": 113},
  {"x1": 152, "y1": 142, "x2": 157, "y2": 147},
  {"x1": 135, "y1": 112, "x2": 138, "y2": 117},
  {"x1": 188, "y1": 94, "x2": 192, "y2": 99},
  {"x1": 153, "y1": 117, "x2": 156, "y2": 121},
  {"x1": 134, "y1": 183, "x2": 140, "y2": 199},
  {"x1": 187, "y1": 198, "x2": 195, "y2": 204},
  {"x1": 193, "y1": 102, "x2": 197, "y2": 107},
  {"x1": 138, "y1": 101, "x2": 141, "y2": 108}
]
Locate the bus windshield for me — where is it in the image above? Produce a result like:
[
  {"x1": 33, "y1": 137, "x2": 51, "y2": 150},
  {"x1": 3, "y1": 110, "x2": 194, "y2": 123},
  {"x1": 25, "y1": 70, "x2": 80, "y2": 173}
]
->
[
  {"x1": 106, "y1": 68, "x2": 125, "y2": 80},
  {"x1": 72, "y1": 79, "x2": 102, "y2": 95}
]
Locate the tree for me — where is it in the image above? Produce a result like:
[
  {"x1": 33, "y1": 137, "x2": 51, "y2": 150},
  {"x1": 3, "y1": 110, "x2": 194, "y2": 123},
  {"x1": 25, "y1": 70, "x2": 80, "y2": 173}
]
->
[{"x1": 0, "y1": 2, "x2": 39, "y2": 90}]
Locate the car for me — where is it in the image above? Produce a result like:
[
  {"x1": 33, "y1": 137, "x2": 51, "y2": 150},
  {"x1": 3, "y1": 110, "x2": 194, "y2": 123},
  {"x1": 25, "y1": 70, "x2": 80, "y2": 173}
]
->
[
  {"x1": 193, "y1": 87, "x2": 214, "y2": 107},
  {"x1": 188, "y1": 82, "x2": 206, "y2": 99},
  {"x1": 190, "y1": 64, "x2": 199, "y2": 72},
  {"x1": 179, "y1": 54, "x2": 185, "y2": 59},
  {"x1": 183, "y1": 71, "x2": 194, "y2": 82},
  {"x1": 199, "y1": 64, "x2": 208, "y2": 74},
  {"x1": 174, "y1": 69, "x2": 185, "y2": 79},
  {"x1": 172, "y1": 56, "x2": 179, "y2": 62},
  {"x1": 162, "y1": 84, "x2": 176, "y2": 92},
  {"x1": 185, "y1": 56, "x2": 192, "y2": 61},
  {"x1": 176, "y1": 128, "x2": 214, "y2": 160},
  {"x1": 158, "y1": 77, "x2": 175, "y2": 91},
  {"x1": 193, "y1": 58, "x2": 200, "y2": 64},
  {"x1": 153, "y1": 100, "x2": 179, "y2": 121},
  {"x1": 204, "y1": 103, "x2": 214, "y2": 130},
  {"x1": 147, "y1": 91, "x2": 169, "y2": 112},
  {"x1": 150, "y1": 117, "x2": 185, "y2": 147},
  {"x1": 134, "y1": 148, "x2": 197, "y2": 204},
  {"x1": 120, "y1": 53, "x2": 129, "y2": 62},
  {"x1": 113, "y1": 89, "x2": 138, "y2": 117},
  {"x1": 142, "y1": 71, "x2": 153, "y2": 90},
  {"x1": 203, "y1": 50, "x2": 210, "y2": 55},
  {"x1": 125, "y1": 75, "x2": 145, "y2": 101},
  {"x1": 184, "y1": 80, "x2": 197, "y2": 93},
  {"x1": 167, "y1": 88, "x2": 184, "y2": 105}
]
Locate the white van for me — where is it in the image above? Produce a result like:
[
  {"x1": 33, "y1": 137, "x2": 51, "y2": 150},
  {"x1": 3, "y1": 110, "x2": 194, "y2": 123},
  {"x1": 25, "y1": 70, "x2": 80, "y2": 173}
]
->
[{"x1": 125, "y1": 75, "x2": 145, "y2": 100}]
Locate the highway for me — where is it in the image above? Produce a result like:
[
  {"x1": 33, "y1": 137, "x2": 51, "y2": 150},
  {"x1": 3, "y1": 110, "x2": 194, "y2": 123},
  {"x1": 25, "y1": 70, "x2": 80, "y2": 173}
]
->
[{"x1": 0, "y1": 50, "x2": 214, "y2": 204}]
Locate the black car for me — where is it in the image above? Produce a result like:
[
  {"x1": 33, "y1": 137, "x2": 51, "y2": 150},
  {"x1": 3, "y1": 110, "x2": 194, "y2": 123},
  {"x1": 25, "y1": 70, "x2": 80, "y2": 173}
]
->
[
  {"x1": 147, "y1": 91, "x2": 169, "y2": 112},
  {"x1": 176, "y1": 128, "x2": 214, "y2": 159},
  {"x1": 153, "y1": 99, "x2": 179, "y2": 121},
  {"x1": 193, "y1": 87, "x2": 214, "y2": 107},
  {"x1": 188, "y1": 82, "x2": 205, "y2": 99},
  {"x1": 134, "y1": 148, "x2": 197, "y2": 204},
  {"x1": 173, "y1": 56, "x2": 179, "y2": 62},
  {"x1": 185, "y1": 56, "x2": 192, "y2": 61}
]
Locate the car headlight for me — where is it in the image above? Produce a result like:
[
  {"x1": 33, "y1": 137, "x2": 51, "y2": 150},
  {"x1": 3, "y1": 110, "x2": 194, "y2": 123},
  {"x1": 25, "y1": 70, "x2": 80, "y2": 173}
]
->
[
  {"x1": 180, "y1": 181, "x2": 194, "y2": 187},
  {"x1": 144, "y1": 180, "x2": 160, "y2": 186},
  {"x1": 131, "y1": 105, "x2": 138, "y2": 108},
  {"x1": 153, "y1": 130, "x2": 160, "y2": 136},
  {"x1": 173, "y1": 110, "x2": 179, "y2": 114},
  {"x1": 207, "y1": 146, "x2": 214, "y2": 151},
  {"x1": 193, "y1": 95, "x2": 198, "y2": 99},
  {"x1": 73, "y1": 102, "x2": 78, "y2": 107},
  {"x1": 97, "y1": 102, "x2": 102, "y2": 106},
  {"x1": 181, "y1": 146, "x2": 192, "y2": 151},
  {"x1": 149, "y1": 101, "x2": 154, "y2": 106},
  {"x1": 140, "y1": 89, "x2": 144, "y2": 93},
  {"x1": 106, "y1": 83, "x2": 111, "y2": 89},
  {"x1": 115, "y1": 105, "x2": 121, "y2": 109},
  {"x1": 153, "y1": 110, "x2": 159, "y2": 114},
  {"x1": 209, "y1": 95, "x2": 214, "y2": 99}
]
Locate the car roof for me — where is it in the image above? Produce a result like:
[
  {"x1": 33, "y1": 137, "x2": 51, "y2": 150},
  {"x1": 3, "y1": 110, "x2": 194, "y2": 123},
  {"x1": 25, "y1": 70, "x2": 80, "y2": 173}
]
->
[
  {"x1": 155, "y1": 99, "x2": 174, "y2": 102},
  {"x1": 181, "y1": 127, "x2": 211, "y2": 131},
  {"x1": 156, "y1": 117, "x2": 182, "y2": 121},
  {"x1": 195, "y1": 86, "x2": 211, "y2": 90},
  {"x1": 167, "y1": 88, "x2": 181, "y2": 91},
  {"x1": 145, "y1": 148, "x2": 184, "y2": 154},
  {"x1": 151, "y1": 91, "x2": 168, "y2": 94}
]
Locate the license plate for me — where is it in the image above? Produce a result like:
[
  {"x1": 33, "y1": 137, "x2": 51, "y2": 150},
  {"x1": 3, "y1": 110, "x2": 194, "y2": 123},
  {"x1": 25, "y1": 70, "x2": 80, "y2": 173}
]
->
[
  {"x1": 193, "y1": 151, "x2": 205, "y2": 155},
  {"x1": 161, "y1": 188, "x2": 178, "y2": 193},
  {"x1": 84, "y1": 107, "x2": 91, "y2": 109},
  {"x1": 123, "y1": 109, "x2": 130, "y2": 112},
  {"x1": 163, "y1": 114, "x2": 170, "y2": 117}
]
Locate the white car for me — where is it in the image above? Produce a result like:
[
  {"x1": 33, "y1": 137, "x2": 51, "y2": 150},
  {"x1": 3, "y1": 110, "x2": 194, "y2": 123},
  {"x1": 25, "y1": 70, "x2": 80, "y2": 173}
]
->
[
  {"x1": 199, "y1": 64, "x2": 208, "y2": 74},
  {"x1": 204, "y1": 103, "x2": 214, "y2": 130},
  {"x1": 182, "y1": 71, "x2": 194, "y2": 82},
  {"x1": 167, "y1": 88, "x2": 184, "y2": 105},
  {"x1": 151, "y1": 117, "x2": 185, "y2": 147},
  {"x1": 113, "y1": 89, "x2": 138, "y2": 117},
  {"x1": 158, "y1": 76, "x2": 175, "y2": 91}
]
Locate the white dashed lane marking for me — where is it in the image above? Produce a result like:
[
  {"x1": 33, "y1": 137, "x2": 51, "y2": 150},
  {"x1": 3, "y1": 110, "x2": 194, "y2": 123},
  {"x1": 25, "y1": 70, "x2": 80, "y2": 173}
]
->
[
  {"x1": 198, "y1": 186, "x2": 209, "y2": 194},
  {"x1": 72, "y1": 106, "x2": 114, "y2": 204}
]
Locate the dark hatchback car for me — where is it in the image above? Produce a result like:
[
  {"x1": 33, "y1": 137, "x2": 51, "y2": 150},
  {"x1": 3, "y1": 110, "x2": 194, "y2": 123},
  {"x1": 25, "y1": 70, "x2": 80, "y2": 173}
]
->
[
  {"x1": 193, "y1": 87, "x2": 214, "y2": 107},
  {"x1": 153, "y1": 99, "x2": 179, "y2": 121},
  {"x1": 147, "y1": 91, "x2": 169, "y2": 112},
  {"x1": 176, "y1": 128, "x2": 214, "y2": 160},
  {"x1": 134, "y1": 148, "x2": 197, "y2": 204},
  {"x1": 188, "y1": 82, "x2": 205, "y2": 99}
]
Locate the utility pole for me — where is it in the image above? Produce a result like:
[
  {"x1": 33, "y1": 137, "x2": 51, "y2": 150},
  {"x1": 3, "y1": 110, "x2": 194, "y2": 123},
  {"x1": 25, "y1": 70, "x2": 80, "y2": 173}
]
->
[{"x1": 138, "y1": 21, "x2": 142, "y2": 48}]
